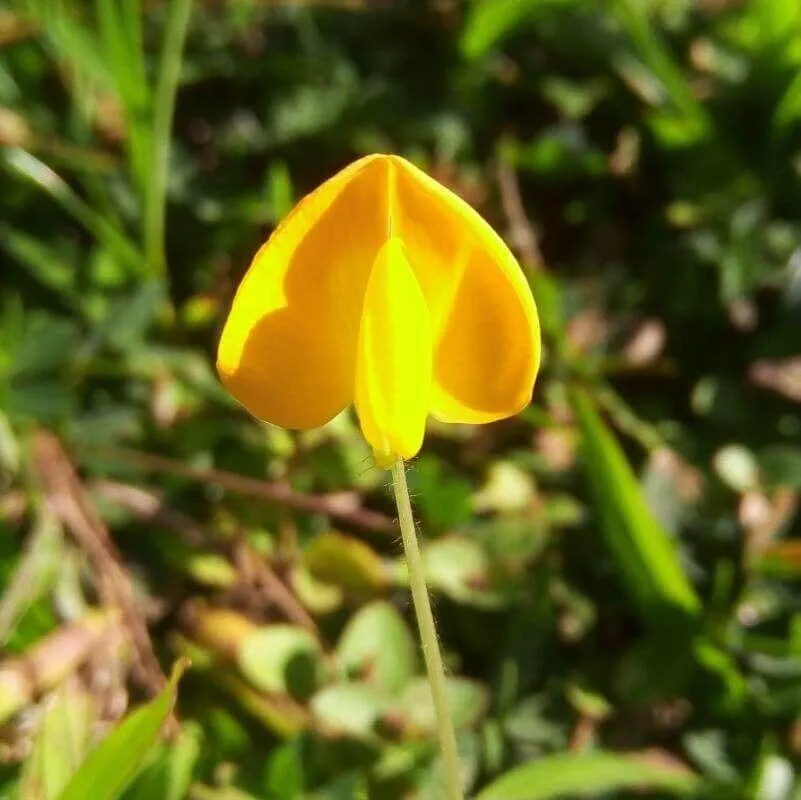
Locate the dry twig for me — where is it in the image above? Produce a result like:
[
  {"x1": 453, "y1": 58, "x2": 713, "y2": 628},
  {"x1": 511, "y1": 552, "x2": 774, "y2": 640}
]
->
[
  {"x1": 496, "y1": 157, "x2": 544, "y2": 271},
  {"x1": 91, "y1": 480, "x2": 208, "y2": 546},
  {"x1": 31, "y1": 431, "x2": 167, "y2": 697},
  {"x1": 85, "y1": 446, "x2": 397, "y2": 535},
  {"x1": 230, "y1": 539, "x2": 317, "y2": 633},
  {"x1": 92, "y1": 480, "x2": 317, "y2": 632},
  {"x1": 0, "y1": 612, "x2": 116, "y2": 726}
]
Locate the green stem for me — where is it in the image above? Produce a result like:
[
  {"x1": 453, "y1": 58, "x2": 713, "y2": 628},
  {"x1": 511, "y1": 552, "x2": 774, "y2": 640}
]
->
[
  {"x1": 144, "y1": 0, "x2": 193, "y2": 279},
  {"x1": 390, "y1": 459, "x2": 463, "y2": 800}
]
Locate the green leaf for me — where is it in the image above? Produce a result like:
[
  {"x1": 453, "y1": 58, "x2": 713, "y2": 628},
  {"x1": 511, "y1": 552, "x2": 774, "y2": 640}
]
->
[
  {"x1": 88, "y1": 279, "x2": 166, "y2": 354},
  {"x1": 417, "y1": 536, "x2": 504, "y2": 609},
  {"x1": 2, "y1": 149, "x2": 143, "y2": 275},
  {"x1": 238, "y1": 625, "x2": 321, "y2": 701},
  {"x1": 122, "y1": 721, "x2": 202, "y2": 800},
  {"x1": 144, "y1": 0, "x2": 193, "y2": 278},
  {"x1": 304, "y1": 532, "x2": 387, "y2": 598},
  {"x1": 410, "y1": 456, "x2": 473, "y2": 530},
  {"x1": 265, "y1": 160, "x2": 295, "y2": 223},
  {"x1": 20, "y1": 682, "x2": 95, "y2": 800},
  {"x1": 310, "y1": 683, "x2": 391, "y2": 740},
  {"x1": 263, "y1": 736, "x2": 306, "y2": 800},
  {"x1": 475, "y1": 751, "x2": 703, "y2": 799},
  {"x1": 57, "y1": 659, "x2": 188, "y2": 800},
  {"x1": 569, "y1": 387, "x2": 699, "y2": 629},
  {"x1": 95, "y1": 0, "x2": 151, "y2": 195},
  {"x1": 336, "y1": 601, "x2": 417, "y2": 693},
  {"x1": 759, "y1": 446, "x2": 801, "y2": 489},
  {"x1": 612, "y1": 0, "x2": 709, "y2": 143},
  {"x1": 0, "y1": 225, "x2": 79, "y2": 306},
  {"x1": 394, "y1": 678, "x2": 489, "y2": 735},
  {"x1": 12, "y1": 312, "x2": 79, "y2": 377},
  {"x1": 460, "y1": 0, "x2": 575, "y2": 60}
]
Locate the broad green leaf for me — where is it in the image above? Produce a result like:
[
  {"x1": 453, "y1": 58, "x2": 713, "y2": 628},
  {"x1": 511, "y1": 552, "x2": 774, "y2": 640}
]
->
[
  {"x1": 291, "y1": 564, "x2": 344, "y2": 615},
  {"x1": 304, "y1": 532, "x2": 387, "y2": 598},
  {"x1": 417, "y1": 731, "x2": 481, "y2": 800},
  {"x1": 410, "y1": 455, "x2": 473, "y2": 530},
  {"x1": 310, "y1": 683, "x2": 390, "y2": 740},
  {"x1": 570, "y1": 388, "x2": 699, "y2": 629},
  {"x1": 238, "y1": 625, "x2": 321, "y2": 701},
  {"x1": 473, "y1": 462, "x2": 535, "y2": 513},
  {"x1": 263, "y1": 736, "x2": 306, "y2": 800},
  {"x1": 713, "y1": 444, "x2": 758, "y2": 492},
  {"x1": 58, "y1": 659, "x2": 187, "y2": 800},
  {"x1": 394, "y1": 678, "x2": 489, "y2": 734},
  {"x1": 415, "y1": 536, "x2": 505, "y2": 609},
  {"x1": 336, "y1": 601, "x2": 417, "y2": 693},
  {"x1": 476, "y1": 750, "x2": 703, "y2": 799},
  {"x1": 307, "y1": 772, "x2": 367, "y2": 800}
]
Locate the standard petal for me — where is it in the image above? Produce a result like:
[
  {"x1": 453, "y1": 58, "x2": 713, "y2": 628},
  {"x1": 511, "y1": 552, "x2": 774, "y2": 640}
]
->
[
  {"x1": 355, "y1": 238, "x2": 432, "y2": 466},
  {"x1": 217, "y1": 155, "x2": 391, "y2": 429},
  {"x1": 389, "y1": 156, "x2": 541, "y2": 423}
]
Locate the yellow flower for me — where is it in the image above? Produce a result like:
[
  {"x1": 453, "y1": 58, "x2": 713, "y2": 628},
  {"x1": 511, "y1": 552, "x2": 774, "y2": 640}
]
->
[{"x1": 217, "y1": 154, "x2": 541, "y2": 466}]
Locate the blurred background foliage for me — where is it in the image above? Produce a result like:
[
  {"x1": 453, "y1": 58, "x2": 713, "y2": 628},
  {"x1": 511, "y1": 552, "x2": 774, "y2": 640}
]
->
[{"x1": 1, "y1": 0, "x2": 801, "y2": 797}]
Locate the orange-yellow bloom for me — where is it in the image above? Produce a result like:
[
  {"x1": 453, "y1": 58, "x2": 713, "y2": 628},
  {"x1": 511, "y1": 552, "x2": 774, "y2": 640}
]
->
[{"x1": 217, "y1": 154, "x2": 540, "y2": 466}]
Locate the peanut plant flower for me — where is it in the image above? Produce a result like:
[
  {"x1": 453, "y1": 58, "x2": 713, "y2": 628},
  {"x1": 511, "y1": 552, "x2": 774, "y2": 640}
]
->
[{"x1": 217, "y1": 154, "x2": 541, "y2": 467}]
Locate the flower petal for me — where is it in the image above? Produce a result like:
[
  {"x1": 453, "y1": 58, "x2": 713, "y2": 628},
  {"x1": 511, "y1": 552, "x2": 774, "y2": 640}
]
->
[
  {"x1": 355, "y1": 238, "x2": 432, "y2": 466},
  {"x1": 389, "y1": 156, "x2": 541, "y2": 423},
  {"x1": 217, "y1": 155, "x2": 390, "y2": 429}
]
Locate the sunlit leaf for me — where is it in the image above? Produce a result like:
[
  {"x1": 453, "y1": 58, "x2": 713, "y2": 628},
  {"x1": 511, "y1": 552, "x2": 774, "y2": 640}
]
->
[
  {"x1": 476, "y1": 750, "x2": 703, "y2": 799},
  {"x1": 58, "y1": 659, "x2": 188, "y2": 800}
]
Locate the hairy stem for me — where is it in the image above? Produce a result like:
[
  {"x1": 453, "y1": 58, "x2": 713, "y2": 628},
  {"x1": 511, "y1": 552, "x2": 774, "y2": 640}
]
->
[{"x1": 390, "y1": 459, "x2": 463, "y2": 800}]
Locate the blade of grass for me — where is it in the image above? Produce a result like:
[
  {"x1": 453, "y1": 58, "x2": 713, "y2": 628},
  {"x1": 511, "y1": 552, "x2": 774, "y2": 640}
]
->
[
  {"x1": 57, "y1": 659, "x2": 188, "y2": 800},
  {"x1": 18, "y1": 0, "x2": 111, "y2": 90},
  {"x1": 0, "y1": 225, "x2": 80, "y2": 307},
  {"x1": 144, "y1": 0, "x2": 193, "y2": 280},
  {"x1": 460, "y1": 0, "x2": 576, "y2": 61},
  {"x1": 774, "y1": 70, "x2": 801, "y2": 131},
  {"x1": 0, "y1": 507, "x2": 62, "y2": 646},
  {"x1": 16, "y1": 0, "x2": 125, "y2": 220},
  {"x1": 3, "y1": 148, "x2": 144, "y2": 274},
  {"x1": 569, "y1": 386, "x2": 700, "y2": 630},
  {"x1": 95, "y1": 0, "x2": 151, "y2": 198},
  {"x1": 613, "y1": 0, "x2": 709, "y2": 139}
]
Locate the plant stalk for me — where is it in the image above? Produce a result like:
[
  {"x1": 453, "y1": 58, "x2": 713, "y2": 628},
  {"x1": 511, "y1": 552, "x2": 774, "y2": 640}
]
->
[
  {"x1": 144, "y1": 0, "x2": 193, "y2": 279},
  {"x1": 390, "y1": 459, "x2": 463, "y2": 800}
]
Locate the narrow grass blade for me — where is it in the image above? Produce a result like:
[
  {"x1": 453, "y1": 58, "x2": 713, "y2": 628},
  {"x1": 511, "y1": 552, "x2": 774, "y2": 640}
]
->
[
  {"x1": 144, "y1": 0, "x2": 193, "y2": 279},
  {"x1": 613, "y1": 0, "x2": 709, "y2": 139},
  {"x1": 94, "y1": 0, "x2": 151, "y2": 196},
  {"x1": 569, "y1": 386, "x2": 700, "y2": 630},
  {"x1": 18, "y1": 0, "x2": 111, "y2": 90},
  {"x1": 460, "y1": 0, "x2": 575, "y2": 60},
  {"x1": 3, "y1": 148, "x2": 144, "y2": 274},
  {"x1": 57, "y1": 659, "x2": 188, "y2": 800}
]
